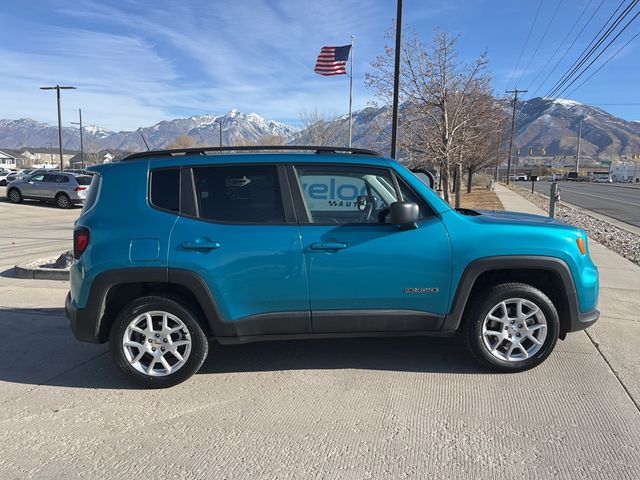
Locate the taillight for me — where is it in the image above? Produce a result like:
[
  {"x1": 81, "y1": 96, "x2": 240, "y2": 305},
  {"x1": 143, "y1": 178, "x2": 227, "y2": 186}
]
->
[
  {"x1": 74, "y1": 228, "x2": 90, "y2": 259},
  {"x1": 74, "y1": 186, "x2": 87, "y2": 192}
]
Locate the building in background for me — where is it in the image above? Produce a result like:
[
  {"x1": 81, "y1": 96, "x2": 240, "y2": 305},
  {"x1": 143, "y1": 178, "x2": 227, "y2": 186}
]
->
[
  {"x1": 611, "y1": 162, "x2": 640, "y2": 182},
  {"x1": 0, "y1": 150, "x2": 17, "y2": 169}
]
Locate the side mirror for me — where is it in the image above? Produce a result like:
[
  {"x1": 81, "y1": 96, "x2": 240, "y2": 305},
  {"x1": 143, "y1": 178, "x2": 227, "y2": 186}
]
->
[{"x1": 389, "y1": 201, "x2": 419, "y2": 228}]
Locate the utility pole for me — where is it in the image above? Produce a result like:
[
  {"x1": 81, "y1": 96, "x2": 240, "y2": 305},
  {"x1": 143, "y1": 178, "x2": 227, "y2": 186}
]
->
[
  {"x1": 494, "y1": 118, "x2": 506, "y2": 181},
  {"x1": 505, "y1": 89, "x2": 526, "y2": 185},
  {"x1": 390, "y1": 0, "x2": 403, "y2": 159},
  {"x1": 71, "y1": 108, "x2": 84, "y2": 169},
  {"x1": 576, "y1": 118, "x2": 583, "y2": 174},
  {"x1": 40, "y1": 85, "x2": 76, "y2": 171}
]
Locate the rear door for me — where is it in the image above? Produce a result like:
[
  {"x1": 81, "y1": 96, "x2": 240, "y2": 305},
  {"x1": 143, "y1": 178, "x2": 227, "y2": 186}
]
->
[
  {"x1": 289, "y1": 164, "x2": 452, "y2": 333},
  {"x1": 168, "y1": 163, "x2": 310, "y2": 337}
]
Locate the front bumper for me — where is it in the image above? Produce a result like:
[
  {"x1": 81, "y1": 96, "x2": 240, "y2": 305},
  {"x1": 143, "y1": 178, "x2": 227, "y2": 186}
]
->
[{"x1": 569, "y1": 308, "x2": 600, "y2": 333}]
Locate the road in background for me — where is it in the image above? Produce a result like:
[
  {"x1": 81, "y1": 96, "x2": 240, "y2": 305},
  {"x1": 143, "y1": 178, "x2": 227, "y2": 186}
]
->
[{"x1": 532, "y1": 181, "x2": 640, "y2": 227}]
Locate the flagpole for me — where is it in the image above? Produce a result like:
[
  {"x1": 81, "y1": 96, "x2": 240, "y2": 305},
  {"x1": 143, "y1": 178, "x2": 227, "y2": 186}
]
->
[{"x1": 348, "y1": 34, "x2": 354, "y2": 148}]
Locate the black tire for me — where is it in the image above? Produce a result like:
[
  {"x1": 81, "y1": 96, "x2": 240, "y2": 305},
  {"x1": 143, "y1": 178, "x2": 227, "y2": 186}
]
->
[
  {"x1": 8, "y1": 188, "x2": 22, "y2": 204},
  {"x1": 463, "y1": 283, "x2": 559, "y2": 373},
  {"x1": 55, "y1": 193, "x2": 71, "y2": 209},
  {"x1": 109, "y1": 296, "x2": 209, "y2": 388}
]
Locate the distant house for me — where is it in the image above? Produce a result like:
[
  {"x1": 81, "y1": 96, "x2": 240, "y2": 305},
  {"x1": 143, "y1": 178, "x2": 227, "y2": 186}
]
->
[{"x1": 0, "y1": 150, "x2": 17, "y2": 169}]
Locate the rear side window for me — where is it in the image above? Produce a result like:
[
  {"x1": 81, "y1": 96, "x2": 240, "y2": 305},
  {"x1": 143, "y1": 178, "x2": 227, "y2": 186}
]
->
[
  {"x1": 150, "y1": 168, "x2": 180, "y2": 213},
  {"x1": 75, "y1": 176, "x2": 92, "y2": 186},
  {"x1": 192, "y1": 165, "x2": 284, "y2": 223},
  {"x1": 44, "y1": 174, "x2": 69, "y2": 183}
]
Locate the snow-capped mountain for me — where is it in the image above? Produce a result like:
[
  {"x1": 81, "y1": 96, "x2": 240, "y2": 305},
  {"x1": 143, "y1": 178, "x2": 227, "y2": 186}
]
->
[
  {"x1": 1, "y1": 100, "x2": 639, "y2": 159},
  {"x1": 0, "y1": 110, "x2": 298, "y2": 151},
  {"x1": 508, "y1": 97, "x2": 640, "y2": 158}
]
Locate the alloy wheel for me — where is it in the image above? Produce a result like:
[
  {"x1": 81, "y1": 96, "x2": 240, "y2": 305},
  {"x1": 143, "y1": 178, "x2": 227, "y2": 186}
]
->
[
  {"x1": 481, "y1": 298, "x2": 547, "y2": 362},
  {"x1": 122, "y1": 310, "x2": 192, "y2": 377}
]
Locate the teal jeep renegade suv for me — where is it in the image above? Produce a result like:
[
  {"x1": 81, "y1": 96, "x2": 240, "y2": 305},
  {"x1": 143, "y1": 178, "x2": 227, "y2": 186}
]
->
[{"x1": 65, "y1": 146, "x2": 599, "y2": 388}]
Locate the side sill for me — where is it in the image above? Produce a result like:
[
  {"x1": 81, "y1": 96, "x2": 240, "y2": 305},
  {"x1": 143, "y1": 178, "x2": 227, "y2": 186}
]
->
[{"x1": 215, "y1": 330, "x2": 456, "y2": 345}]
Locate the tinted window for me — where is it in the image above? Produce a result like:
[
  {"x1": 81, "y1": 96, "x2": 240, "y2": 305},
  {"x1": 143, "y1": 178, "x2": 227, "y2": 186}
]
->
[
  {"x1": 150, "y1": 168, "x2": 180, "y2": 213},
  {"x1": 44, "y1": 174, "x2": 69, "y2": 183},
  {"x1": 29, "y1": 174, "x2": 45, "y2": 182},
  {"x1": 295, "y1": 166, "x2": 399, "y2": 224},
  {"x1": 193, "y1": 165, "x2": 284, "y2": 223},
  {"x1": 75, "y1": 176, "x2": 92, "y2": 186},
  {"x1": 395, "y1": 176, "x2": 429, "y2": 220}
]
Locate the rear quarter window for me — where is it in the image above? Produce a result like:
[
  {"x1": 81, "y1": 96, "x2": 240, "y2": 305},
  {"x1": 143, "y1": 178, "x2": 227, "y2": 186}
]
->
[{"x1": 150, "y1": 168, "x2": 180, "y2": 213}]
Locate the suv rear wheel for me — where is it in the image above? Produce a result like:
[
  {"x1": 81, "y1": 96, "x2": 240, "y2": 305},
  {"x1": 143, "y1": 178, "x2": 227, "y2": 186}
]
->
[
  {"x1": 55, "y1": 193, "x2": 71, "y2": 209},
  {"x1": 463, "y1": 283, "x2": 559, "y2": 372},
  {"x1": 109, "y1": 296, "x2": 209, "y2": 388}
]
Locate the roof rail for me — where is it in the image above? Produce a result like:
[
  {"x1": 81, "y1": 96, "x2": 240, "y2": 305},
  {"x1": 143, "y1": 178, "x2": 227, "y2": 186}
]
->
[{"x1": 120, "y1": 145, "x2": 382, "y2": 162}]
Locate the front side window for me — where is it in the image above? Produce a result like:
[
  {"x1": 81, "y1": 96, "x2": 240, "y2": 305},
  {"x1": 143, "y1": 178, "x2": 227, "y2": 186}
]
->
[
  {"x1": 29, "y1": 174, "x2": 45, "y2": 182},
  {"x1": 192, "y1": 164, "x2": 284, "y2": 223},
  {"x1": 295, "y1": 166, "x2": 400, "y2": 224}
]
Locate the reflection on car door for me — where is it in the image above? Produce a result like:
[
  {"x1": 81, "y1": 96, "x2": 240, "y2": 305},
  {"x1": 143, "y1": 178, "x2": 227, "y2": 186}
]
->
[
  {"x1": 168, "y1": 164, "x2": 311, "y2": 337},
  {"x1": 289, "y1": 164, "x2": 452, "y2": 334}
]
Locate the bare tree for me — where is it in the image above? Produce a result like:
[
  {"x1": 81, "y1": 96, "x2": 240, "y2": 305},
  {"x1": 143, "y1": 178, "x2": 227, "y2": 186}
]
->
[
  {"x1": 235, "y1": 135, "x2": 287, "y2": 146},
  {"x1": 166, "y1": 135, "x2": 199, "y2": 149},
  {"x1": 296, "y1": 109, "x2": 348, "y2": 146},
  {"x1": 366, "y1": 28, "x2": 495, "y2": 203}
]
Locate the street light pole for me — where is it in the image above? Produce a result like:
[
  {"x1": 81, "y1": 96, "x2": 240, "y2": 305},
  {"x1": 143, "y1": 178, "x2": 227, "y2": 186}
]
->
[
  {"x1": 215, "y1": 119, "x2": 223, "y2": 147},
  {"x1": 71, "y1": 108, "x2": 84, "y2": 169},
  {"x1": 40, "y1": 85, "x2": 76, "y2": 171},
  {"x1": 390, "y1": 0, "x2": 403, "y2": 159},
  {"x1": 576, "y1": 118, "x2": 583, "y2": 174}
]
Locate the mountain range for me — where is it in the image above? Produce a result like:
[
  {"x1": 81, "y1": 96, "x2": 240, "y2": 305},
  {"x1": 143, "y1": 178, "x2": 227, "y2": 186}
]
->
[{"x1": 1, "y1": 98, "x2": 639, "y2": 159}]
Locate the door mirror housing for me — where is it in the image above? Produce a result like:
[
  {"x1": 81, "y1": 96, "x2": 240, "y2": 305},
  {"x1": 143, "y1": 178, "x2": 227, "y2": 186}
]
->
[{"x1": 389, "y1": 201, "x2": 419, "y2": 228}]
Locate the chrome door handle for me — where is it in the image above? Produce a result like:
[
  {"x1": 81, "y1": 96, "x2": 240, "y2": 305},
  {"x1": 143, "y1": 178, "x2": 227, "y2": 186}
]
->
[
  {"x1": 310, "y1": 242, "x2": 347, "y2": 251},
  {"x1": 181, "y1": 241, "x2": 221, "y2": 251}
]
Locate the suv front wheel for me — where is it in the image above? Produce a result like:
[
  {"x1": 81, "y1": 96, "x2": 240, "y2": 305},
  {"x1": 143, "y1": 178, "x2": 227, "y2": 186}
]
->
[
  {"x1": 109, "y1": 296, "x2": 209, "y2": 388},
  {"x1": 463, "y1": 283, "x2": 559, "y2": 372}
]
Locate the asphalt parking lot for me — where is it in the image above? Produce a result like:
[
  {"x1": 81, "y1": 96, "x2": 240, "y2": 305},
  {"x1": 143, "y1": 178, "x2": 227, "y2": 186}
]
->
[
  {"x1": 533, "y1": 181, "x2": 640, "y2": 227},
  {"x1": 0, "y1": 185, "x2": 639, "y2": 479}
]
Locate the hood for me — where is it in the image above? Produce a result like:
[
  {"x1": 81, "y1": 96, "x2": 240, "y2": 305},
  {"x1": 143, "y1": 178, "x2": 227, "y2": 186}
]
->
[{"x1": 457, "y1": 208, "x2": 577, "y2": 230}]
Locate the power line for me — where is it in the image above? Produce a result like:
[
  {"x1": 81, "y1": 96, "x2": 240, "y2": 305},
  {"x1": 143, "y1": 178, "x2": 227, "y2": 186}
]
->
[
  {"x1": 516, "y1": 0, "x2": 563, "y2": 88},
  {"x1": 553, "y1": 7, "x2": 640, "y2": 98},
  {"x1": 546, "y1": 0, "x2": 638, "y2": 98},
  {"x1": 565, "y1": 29, "x2": 640, "y2": 97},
  {"x1": 507, "y1": 0, "x2": 545, "y2": 88},
  {"x1": 531, "y1": 0, "x2": 606, "y2": 97},
  {"x1": 527, "y1": 0, "x2": 593, "y2": 92}
]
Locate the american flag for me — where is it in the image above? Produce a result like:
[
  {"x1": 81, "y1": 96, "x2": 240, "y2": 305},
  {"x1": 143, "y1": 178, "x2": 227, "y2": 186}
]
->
[{"x1": 314, "y1": 45, "x2": 351, "y2": 76}]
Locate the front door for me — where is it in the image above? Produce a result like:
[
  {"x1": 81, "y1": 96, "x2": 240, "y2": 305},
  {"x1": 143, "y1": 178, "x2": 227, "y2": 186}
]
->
[
  {"x1": 290, "y1": 164, "x2": 451, "y2": 333},
  {"x1": 168, "y1": 163, "x2": 310, "y2": 337},
  {"x1": 22, "y1": 173, "x2": 47, "y2": 198}
]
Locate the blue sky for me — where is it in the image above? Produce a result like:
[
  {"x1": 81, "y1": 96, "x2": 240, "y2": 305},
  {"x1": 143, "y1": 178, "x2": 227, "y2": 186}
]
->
[{"x1": 2, "y1": 0, "x2": 639, "y2": 130}]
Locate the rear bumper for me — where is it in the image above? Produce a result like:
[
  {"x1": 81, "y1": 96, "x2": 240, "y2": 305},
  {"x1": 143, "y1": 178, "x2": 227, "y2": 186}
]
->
[
  {"x1": 569, "y1": 308, "x2": 600, "y2": 333},
  {"x1": 65, "y1": 292, "x2": 102, "y2": 343}
]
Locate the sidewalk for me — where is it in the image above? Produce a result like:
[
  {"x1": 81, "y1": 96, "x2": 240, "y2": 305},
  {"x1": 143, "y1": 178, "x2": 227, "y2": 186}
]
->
[{"x1": 494, "y1": 184, "x2": 640, "y2": 408}]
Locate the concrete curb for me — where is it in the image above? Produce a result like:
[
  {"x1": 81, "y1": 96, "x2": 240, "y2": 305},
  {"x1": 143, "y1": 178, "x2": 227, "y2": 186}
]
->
[{"x1": 14, "y1": 261, "x2": 69, "y2": 281}]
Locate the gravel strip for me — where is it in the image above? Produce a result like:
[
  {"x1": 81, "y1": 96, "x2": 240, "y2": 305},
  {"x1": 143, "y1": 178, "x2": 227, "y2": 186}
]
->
[{"x1": 508, "y1": 185, "x2": 640, "y2": 267}]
